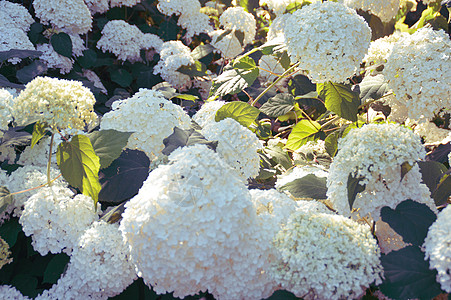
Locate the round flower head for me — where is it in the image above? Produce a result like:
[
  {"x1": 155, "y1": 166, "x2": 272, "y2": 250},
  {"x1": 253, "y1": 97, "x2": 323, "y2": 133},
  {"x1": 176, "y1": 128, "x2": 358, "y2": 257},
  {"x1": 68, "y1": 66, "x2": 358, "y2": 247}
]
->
[
  {"x1": 0, "y1": 285, "x2": 30, "y2": 300},
  {"x1": 19, "y1": 186, "x2": 99, "y2": 255},
  {"x1": 0, "y1": 0, "x2": 34, "y2": 32},
  {"x1": 383, "y1": 27, "x2": 451, "y2": 120},
  {"x1": 84, "y1": 0, "x2": 109, "y2": 14},
  {"x1": 284, "y1": 1, "x2": 371, "y2": 83},
  {"x1": 267, "y1": 15, "x2": 290, "y2": 40},
  {"x1": 120, "y1": 144, "x2": 275, "y2": 299},
  {"x1": 192, "y1": 100, "x2": 226, "y2": 128},
  {"x1": 201, "y1": 118, "x2": 261, "y2": 181},
  {"x1": 0, "y1": 28, "x2": 35, "y2": 64},
  {"x1": 327, "y1": 123, "x2": 436, "y2": 220},
  {"x1": 37, "y1": 221, "x2": 136, "y2": 299},
  {"x1": 0, "y1": 88, "x2": 14, "y2": 130},
  {"x1": 219, "y1": 7, "x2": 256, "y2": 46},
  {"x1": 339, "y1": 0, "x2": 400, "y2": 22},
  {"x1": 209, "y1": 29, "x2": 244, "y2": 58},
  {"x1": 13, "y1": 77, "x2": 97, "y2": 131},
  {"x1": 153, "y1": 41, "x2": 194, "y2": 89},
  {"x1": 37, "y1": 43, "x2": 74, "y2": 74},
  {"x1": 270, "y1": 210, "x2": 383, "y2": 299},
  {"x1": 33, "y1": 0, "x2": 92, "y2": 34},
  {"x1": 424, "y1": 204, "x2": 451, "y2": 293},
  {"x1": 97, "y1": 20, "x2": 146, "y2": 63},
  {"x1": 100, "y1": 89, "x2": 191, "y2": 161}
]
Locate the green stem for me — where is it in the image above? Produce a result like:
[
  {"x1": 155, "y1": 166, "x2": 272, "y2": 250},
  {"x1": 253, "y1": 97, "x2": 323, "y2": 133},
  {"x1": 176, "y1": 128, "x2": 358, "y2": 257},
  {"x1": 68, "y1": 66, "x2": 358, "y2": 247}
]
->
[
  {"x1": 47, "y1": 133, "x2": 55, "y2": 186},
  {"x1": 251, "y1": 61, "x2": 301, "y2": 106}
]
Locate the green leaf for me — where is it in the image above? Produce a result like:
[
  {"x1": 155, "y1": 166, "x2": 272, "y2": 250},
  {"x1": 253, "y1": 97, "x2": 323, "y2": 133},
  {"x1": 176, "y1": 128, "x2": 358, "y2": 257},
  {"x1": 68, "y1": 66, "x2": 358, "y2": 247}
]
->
[
  {"x1": 177, "y1": 61, "x2": 208, "y2": 78},
  {"x1": 264, "y1": 145, "x2": 292, "y2": 170},
  {"x1": 191, "y1": 44, "x2": 215, "y2": 61},
  {"x1": 77, "y1": 49, "x2": 97, "y2": 69},
  {"x1": 288, "y1": 74, "x2": 316, "y2": 97},
  {"x1": 43, "y1": 253, "x2": 70, "y2": 284},
  {"x1": 236, "y1": 0, "x2": 259, "y2": 13},
  {"x1": 380, "y1": 199, "x2": 437, "y2": 246},
  {"x1": 258, "y1": 39, "x2": 286, "y2": 56},
  {"x1": 87, "y1": 130, "x2": 133, "y2": 169},
  {"x1": 317, "y1": 82, "x2": 361, "y2": 122},
  {"x1": 324, "y1": 131, "x2": 339, "y2": 157},
  {"x1": 265, "y1": 290, "x2": 298, "y2": 300},
  {"x1": 31, "y1": 121, "x2": 49, "y2": 149},
  {"x1": 234, "y1": 30, "x2": 245, "y2": 46},
  {"x1": 99, "y1": 149, "x2": 149, "y2": 203},
  {"x1": 209, "y1": 57, "x2": 259, "y2": 98},
  {"x1": 110, "y1": 69, "x2": 133, "y2": 87},
  {"x1": 50, "y1": 32, "x2": 72, "y2": 58},
  {"x1": 260, "y1": 94, "x2": 295, "y2": 118},
  {"x1": 279, "y1": 174, "x2": 328, "y2": 199},
  {"x1": 170, "y1": 94, "x2": 199, "y2": 102},
  {"x1": 432, "y1": 173, "x2": 451, "y2": 207},
  {"x1": 214, "y1": 29, "x2": 233, "y2": 44},
  {"x1": 399, "y1": 161, "x2": 413, "y2": 182},
  {"x1": 417, "y1": 161, "x2": 448, "y2": 194},
  {"x1": 357, "y1": 74, "x2": 389, "y2": 103},
  {"x1": 0, "y1": 218, "x2": 21, "y2": 248},
  {"x1": 11, "y1": 274, "x2": 39, "y2": 298},
  {"x1": 0, "y1": 49, "x2": 42, "y2": 63},
  {"x1": 215, "y1": 101, "x2": 260, "y2": 128},
  {"x1": 285, "y1": 0, "x2": 308, "y2": 13},
  {"x1": 56, "y1": 135, "x2": 101, "y2": 207},
  {"x1": 285, "y1": 120, "x2": 322, "y2": 151},
  {"x1": 380, "y1": 246, "x2": 442, "y2": 300},
  {"x1": 162, "y1": 126, "x2": 218, "y2": 156},
  {"x1": 0, "y1": 187, "x2": 13, "y2": 220},
  {"x1": 347, "y1": 173, "x2": 366, "y2": 210},
  {"x1": 16, "y1": 61, "x2": 48, "y2": 84},
  {"x1": 274, "y1": 50, "x2": 291, "y2": 70}
]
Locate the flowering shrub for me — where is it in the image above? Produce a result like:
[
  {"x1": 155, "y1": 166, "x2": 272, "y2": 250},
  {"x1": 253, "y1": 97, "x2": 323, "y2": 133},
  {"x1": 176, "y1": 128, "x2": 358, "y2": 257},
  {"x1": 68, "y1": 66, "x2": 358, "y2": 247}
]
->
[{"x1": 0, "y1": 0, "x2": 450, "y2": 299}]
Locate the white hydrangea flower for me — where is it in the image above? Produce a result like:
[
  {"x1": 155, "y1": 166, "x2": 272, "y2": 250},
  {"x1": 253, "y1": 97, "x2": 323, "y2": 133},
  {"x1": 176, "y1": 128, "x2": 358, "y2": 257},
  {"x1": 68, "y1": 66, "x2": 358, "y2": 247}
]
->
[
  {"x1": 275, "y1": 165, "x2": 328, "y2": 189},
  {"x1": 383, "y1": 27, "x2": 451, "y2": 120},
  {"x1": 69, "y1": 33, "x2": 86, "y2": 57},
  {"x1": 219, "y1": 7, "x2": 256, "y2": 46},
  {"x1": 84, "y1": 0, "x2": 109, "y2": 14},
  {"x1": 284, "y1": 1, "x2": 371, "y2": 83},
  {"x1": 424, "y1": 204, "x2": 451, "y2": 293},
  {"x1": 209, "y1": 29, "x2": 243, "y2": 58},
  {"x1": 339, "y1": 0, "x2": 400, "y2": 22},
  {"x1": 0, "y1": 1, "x2": 34, "y2": 32},
  {"x1": 16, "y1": 135, "x2": 62, "y2": 168},
  {"x1": 33, "y1": 0, "x2": 92, "y2": 34},
  {"x1": 192, "y1": 100, "x2": 226, "y2": 128},
  {"x1": 0, "y1": 285, "x2": 30, "y2": 300},
  {"x1": 100, "y1": 88, "x2": 191, "y2": 161},
  {"x1": 0, "y1": 28, "x2": 35, "y2": 64},
  {"x1": 19, "y1": 186, "x2": 99, "y2": 255},
  {"x1": 0, "y1": 144, "x2": 16, "y2": 165},
  {"x1": 153, "y1": 41, "x2": 194, "y2": 89},
  {"x1": 406, "y1": 117, "x2": 451, "y2": 144},
  {"x1": 363, "y1": 31, "x2": 408, "y2": 67},
  {"x1": 0, "y1": 88, "x2": 14, "y2": 130},
  {"x1": 259, "y1": 55, "x2": 285, "y2": 83},
  {"x1": 267, "y1": 15, "x2": 290, "y2": 40},
  {"x1": 36, "y1": 221, "x2": 136, "y2": 299},
  {"x1": 141, "y1": 33, "x2": 164, "y2": 52},
  {"x1": 120, "y1": 144, "x2": 275, "y2": 300},
  {"x1": 97, "y1": 20, "x2": 145, "y2": 63},
  {"x1": 271, "y1": 210, "x2": 383, "y2": 299},
  {"x1": 6, "y1": 165, "x2": 66, "y2": 217},
  {"x1": 36, "y1": 43, "x2": 74, "y2": 74},
  {"x1": 327, "y1": 123, "x2": 436, "y2": 220},
  {"x1": 292, "y1": 139, "x2": 329, "y2": 162},
  {"x1": 110, "y1": 0, "x2": 141, "y2": 8},
  {"x1": 13, "y1": 76, "x2": 97, "y2": 131},
  {"x1": 201, "y1": 118, "x2": 261, "y2": 181}
]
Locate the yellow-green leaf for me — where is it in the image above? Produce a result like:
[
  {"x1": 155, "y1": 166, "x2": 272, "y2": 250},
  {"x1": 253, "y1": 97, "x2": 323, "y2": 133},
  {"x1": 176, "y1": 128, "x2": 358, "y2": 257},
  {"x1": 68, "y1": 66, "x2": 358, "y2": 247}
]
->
[
  {"x1": 285, "y1": 120, "x2": 322, "y2": 150},
  {"x1": 56, "y1": 135, "x2": 101, "y2": 207},
  {"x1": 31, "y1": 121, "x2": 49, "y2": 149},
  {"x1": 317, "y1": 81, "x2": 360, "y2": 122},
  {"x1": 215, "y1": 101, "x2": 260, "y2": 128}
]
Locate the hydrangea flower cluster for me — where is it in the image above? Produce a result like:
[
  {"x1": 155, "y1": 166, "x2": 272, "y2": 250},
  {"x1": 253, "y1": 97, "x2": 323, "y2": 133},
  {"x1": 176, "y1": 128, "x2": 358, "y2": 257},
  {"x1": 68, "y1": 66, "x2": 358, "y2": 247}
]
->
[
  {"x1": 192, "y1": 100, "x2": 226, "y2": 128},
  {"x1": 326, "y1": 123, "x2": 436, "y2": 220},
  {"x1": 13, "y1": 76, "x2": 97, "y2": 131},
  {"x1": 424, "y1": 204, "x2": 451, "y2": 293},
  {"x1": 406, "y1": 118, "x2": 451, "y2": 144},
  {"x1": 201, "y1": 118, "x2": 261, "y2": 181},
  {"x1": 33, "y1": 0, "x2": 92, "y2": 34},
  {"x1": 97, "y1": 20, "x2": 163, "y2": 63},
  {"x1": 219, "y1": 7, "x2": 256, "y2": 46},
  {"x1": 120, "y1": 144, "x2": 275, "y2": 299},
  {"x1": 267, "y1": 16, "x2": 290, "y2": 40},
  {"x1": 283, "y1": 1, "x2": 371, "y2": 83},
  {"x1": 37, "y1": 221, "x2": 136, "y2": 299},
  {"x1": 100, "y1": 89, "x2": 191, "y2": 161},
  {"x1": 271, "y1": 210, "x2": 383, "y2": 299},
  {"x1": 363, "y1": 31, "x2": 408, "y2": 68},
  {"x1": 84, "y1": 0, "x2": 109, "y2": 14},
  {"x1": 0, "y1": 1, "x2": 35, "y2": 64},
  {"x1": 339, "y1": 0, "x2": 400, "y2": 22},
  {"x1": 0, "y1": 88, "x2": 14, "y2": 130},
  {"x1": 153, "y1": 41, "x2": 195, "y2": 89},
  {"x1": 19, "y1": 186, "x2": 99, "y2": 255},
  {"x1": 0, "y1": 285, "x2": 30, "y2": 300},
  {"x1": 157, "y1": 0, "x2": 211, "y2": 40},
  {"x1": 383, "y1": 27, "x2": 451, "y2": 120}
]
